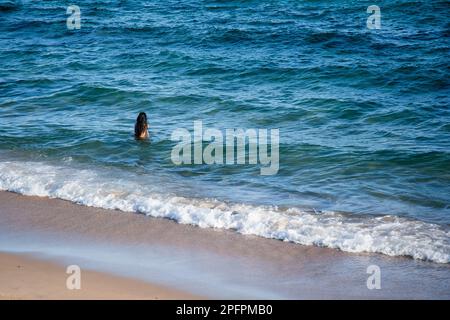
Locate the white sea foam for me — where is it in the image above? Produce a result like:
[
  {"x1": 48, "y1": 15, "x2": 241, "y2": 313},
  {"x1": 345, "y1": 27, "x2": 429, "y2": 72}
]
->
[{"x1": 0, "y1": 160, "x2": 449, "y2": 263}]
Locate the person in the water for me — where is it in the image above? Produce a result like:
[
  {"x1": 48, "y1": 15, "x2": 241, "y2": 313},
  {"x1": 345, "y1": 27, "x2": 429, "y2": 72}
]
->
[{"x1": 134, "y1": 112, "x2": 149, "y2": 139}]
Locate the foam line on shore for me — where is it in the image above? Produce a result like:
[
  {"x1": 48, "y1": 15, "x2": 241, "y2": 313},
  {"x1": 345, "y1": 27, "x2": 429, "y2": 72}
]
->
[{"x1": 0, "y1": 160, "x2": 449, "y2": 263}]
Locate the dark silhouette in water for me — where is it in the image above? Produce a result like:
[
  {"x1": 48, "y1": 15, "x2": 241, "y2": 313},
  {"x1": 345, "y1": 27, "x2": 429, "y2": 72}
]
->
[{"x1": 134, "y1": 112, "x2": 149, "y2": 139}]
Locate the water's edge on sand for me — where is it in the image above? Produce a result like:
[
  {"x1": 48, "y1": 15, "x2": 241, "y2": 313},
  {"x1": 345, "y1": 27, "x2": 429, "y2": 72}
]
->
[
  {"x1": 0, "y1": 191, "x2": 449, "y2": 299},
  {"x1": 0, "y1": 251, "x2": 202, "y2": 300}
]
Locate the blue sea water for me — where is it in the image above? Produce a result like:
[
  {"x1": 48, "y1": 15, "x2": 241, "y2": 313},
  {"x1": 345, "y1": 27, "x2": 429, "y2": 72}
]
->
[{"x1": 0, "y1": 0, "x2": 449, "y2": 262}]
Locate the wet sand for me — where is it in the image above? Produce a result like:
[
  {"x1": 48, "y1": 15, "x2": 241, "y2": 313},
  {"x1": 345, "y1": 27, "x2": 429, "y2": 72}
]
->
[
  {"x1": 0, "y1": 252, "x2": 201, "y2": 300},
  {"x1": 0, "y1": 191, "x2": 449, "y2": 299}
]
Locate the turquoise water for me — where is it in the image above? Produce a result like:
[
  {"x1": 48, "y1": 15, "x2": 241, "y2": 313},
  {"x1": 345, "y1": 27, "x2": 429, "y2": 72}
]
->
[{"x1": 0, "y1": 0, "x2": 449, "y2": 261}]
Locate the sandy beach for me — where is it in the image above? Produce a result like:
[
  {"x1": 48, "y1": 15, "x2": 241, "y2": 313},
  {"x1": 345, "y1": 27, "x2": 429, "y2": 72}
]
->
[
  {"x1": 0, "y1": 251, "x2": 200, "y2": 300},
  {"x1": 0, "y1": 190, "x2": 449, "y2": 299}
]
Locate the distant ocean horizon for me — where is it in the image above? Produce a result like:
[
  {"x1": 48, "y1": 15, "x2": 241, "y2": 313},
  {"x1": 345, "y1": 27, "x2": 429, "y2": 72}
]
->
[{"x1": 0, "y1": 0, "x2": 449, "y2": 263}]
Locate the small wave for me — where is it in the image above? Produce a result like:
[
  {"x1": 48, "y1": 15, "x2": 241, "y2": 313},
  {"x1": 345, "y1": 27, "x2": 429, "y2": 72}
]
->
[
  {"x1": 0, "y1": 0, "x2": 20, "y2": 12},
  {"x1": 0, "y1": 160, "x2": 449, "y2": 264}
]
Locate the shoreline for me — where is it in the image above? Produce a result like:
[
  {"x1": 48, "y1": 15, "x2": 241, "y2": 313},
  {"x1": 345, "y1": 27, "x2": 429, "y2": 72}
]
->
[
  {"x1": 0, "y1": 251, "x2": 202, "y2": 300},
  {"x1": 0, "y1": 190, "x2": 449, "y2": 299},
  {"x1": 1, "y1": 157, "x2": 448, "y2": 264}
]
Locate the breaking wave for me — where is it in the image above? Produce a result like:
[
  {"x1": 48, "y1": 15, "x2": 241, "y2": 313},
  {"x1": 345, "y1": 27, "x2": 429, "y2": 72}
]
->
[{"x1": 0, "y1": 159, "x2": 449, "y2": 264}]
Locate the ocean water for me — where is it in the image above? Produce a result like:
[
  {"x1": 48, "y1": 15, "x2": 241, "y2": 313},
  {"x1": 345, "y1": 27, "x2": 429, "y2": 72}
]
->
[{"x1": 0, "y1": 0, "x2": 449, "y2": 263}]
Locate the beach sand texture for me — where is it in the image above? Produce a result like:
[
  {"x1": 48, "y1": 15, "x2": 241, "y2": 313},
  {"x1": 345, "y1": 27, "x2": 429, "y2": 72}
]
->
[{"x1": 1, "y1": 191, "x2": 449, "y2": 299}]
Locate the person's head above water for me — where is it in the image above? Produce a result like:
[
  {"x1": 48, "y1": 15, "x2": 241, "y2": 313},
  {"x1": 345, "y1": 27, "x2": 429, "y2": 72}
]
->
[{"x1": 134, "y1": 112, "x2": 149, "y2": 139}]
